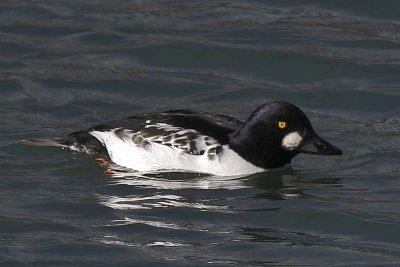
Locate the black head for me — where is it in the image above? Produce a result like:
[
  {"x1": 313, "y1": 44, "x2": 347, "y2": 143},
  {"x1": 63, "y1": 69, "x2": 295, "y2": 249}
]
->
[{"x1": 229, "y1": 101, "x2": 342, "y2": 169}]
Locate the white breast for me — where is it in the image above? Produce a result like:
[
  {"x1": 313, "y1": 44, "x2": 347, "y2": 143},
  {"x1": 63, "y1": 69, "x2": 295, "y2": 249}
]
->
[{"x1": 89, "y1": 129, "x2": 264, "y2": 176}]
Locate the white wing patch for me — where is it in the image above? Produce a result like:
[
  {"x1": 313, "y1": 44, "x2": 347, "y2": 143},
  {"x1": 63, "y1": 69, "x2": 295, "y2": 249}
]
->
[
  {"x1": 89, "y1": 124, "x2": 263, "y2": 176},
  {"x1": 141, "y1": 123, "x2": 221, "y2": 157}
]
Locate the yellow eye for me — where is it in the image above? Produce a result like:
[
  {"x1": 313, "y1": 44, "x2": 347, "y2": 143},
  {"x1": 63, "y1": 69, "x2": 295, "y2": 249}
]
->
[{"x1": 278, "y1": 121, "x2": 287, "y2": 129}]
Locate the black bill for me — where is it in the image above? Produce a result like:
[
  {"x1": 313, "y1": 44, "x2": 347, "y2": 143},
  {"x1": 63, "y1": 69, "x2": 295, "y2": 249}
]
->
[{"x1": 299, "y1": 133, "x2": 342, "y2": 156}]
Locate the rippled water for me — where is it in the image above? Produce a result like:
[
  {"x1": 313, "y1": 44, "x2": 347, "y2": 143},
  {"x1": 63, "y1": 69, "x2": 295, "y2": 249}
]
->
[{"x1": 1, "y1": 1, "x2": 400, "y2": 266}]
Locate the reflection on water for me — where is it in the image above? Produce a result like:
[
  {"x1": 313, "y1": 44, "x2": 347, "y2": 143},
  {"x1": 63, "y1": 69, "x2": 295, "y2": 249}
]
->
[
  {"x1": 99, "y1": 193, "x2": 232, "y2": 213},
  {"x1": 98, "y1": 167, "x2": 343, "y2": 214},
  {"x1": 106, "y1": 168, "x2": 249, "y2": 190},
  {"x1": 99, "y1": 236, "x2": 189, "y2": 248}
]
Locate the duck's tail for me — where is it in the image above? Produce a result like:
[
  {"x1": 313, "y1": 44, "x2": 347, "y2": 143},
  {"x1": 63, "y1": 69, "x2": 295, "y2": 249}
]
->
[
  {"x1": 22, "y1": 132, "x2": 107, "y2": 156},
  {"x1": 21, "y1": 137, "x2": 70, "y2": 148}
]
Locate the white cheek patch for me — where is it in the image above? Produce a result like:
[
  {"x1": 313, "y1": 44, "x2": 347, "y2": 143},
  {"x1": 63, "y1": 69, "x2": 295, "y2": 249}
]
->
[{"x1": 282, "y1": 132, "x2": 303, "y2": 151}]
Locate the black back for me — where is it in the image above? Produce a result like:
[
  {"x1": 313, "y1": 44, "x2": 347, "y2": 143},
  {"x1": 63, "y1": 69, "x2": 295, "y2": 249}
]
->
[{"x1": 65, "y1": 110, "x2": 244, "y2": 155}]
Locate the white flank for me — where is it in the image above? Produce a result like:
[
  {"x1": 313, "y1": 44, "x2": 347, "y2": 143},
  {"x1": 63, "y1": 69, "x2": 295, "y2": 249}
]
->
[
  {"x1": 282, "y1": 131, "x2": 303, "y2": 150},
  {"x1": 89, "y1": 129, "x2": 264, "y2": 176}
]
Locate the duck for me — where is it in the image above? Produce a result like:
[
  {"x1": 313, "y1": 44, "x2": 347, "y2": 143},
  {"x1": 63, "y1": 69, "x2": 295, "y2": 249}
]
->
[{"x1": 23, "y1": 101, "x2": 342, "y2": 176}]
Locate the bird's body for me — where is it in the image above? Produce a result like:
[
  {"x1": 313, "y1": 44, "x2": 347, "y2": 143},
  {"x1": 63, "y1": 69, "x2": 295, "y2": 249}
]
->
[{"x1": 23, "y1": 101, "x2": 342, "y2": 176}]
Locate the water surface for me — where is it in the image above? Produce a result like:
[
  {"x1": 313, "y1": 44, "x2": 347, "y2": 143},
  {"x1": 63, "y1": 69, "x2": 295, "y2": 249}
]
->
[{"x1": 1, "y1": 1, "x2": 400, "y2": 266}]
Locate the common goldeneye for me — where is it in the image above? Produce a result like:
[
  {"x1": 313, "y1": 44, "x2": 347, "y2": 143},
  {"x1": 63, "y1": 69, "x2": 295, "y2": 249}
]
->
[{"x1": 23, "y1": 101, "x2": 342, "y2": 176}]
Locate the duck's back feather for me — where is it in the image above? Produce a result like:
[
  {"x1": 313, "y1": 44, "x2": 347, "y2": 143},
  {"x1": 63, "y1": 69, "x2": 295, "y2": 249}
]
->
[
  {"x1": 90, "y1": 110, "x2": 243, "y2": 143},
  {"x1": 23, "y1": 109, "x2": 244, "y2": 158}
]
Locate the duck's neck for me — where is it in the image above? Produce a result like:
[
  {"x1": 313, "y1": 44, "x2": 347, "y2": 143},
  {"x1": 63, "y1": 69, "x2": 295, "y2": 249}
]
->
[{"x1": 228, "y1": 125, "x2": 296, "y2": 169}]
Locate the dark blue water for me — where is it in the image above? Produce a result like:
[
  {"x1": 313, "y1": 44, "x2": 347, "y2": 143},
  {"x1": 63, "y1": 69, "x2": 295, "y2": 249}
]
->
[{"x1": 1, "y1": 1, "x2": 400, "y2": 266}]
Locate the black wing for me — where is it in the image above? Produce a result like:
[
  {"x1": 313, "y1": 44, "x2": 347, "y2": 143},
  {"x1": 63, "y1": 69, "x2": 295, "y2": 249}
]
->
[
  {"x1": 91, "y1": 110, "x2": 243, "y2": 143},
  {"x1": 24, "y1": 110, "x2": 243, "y2": 157}
]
